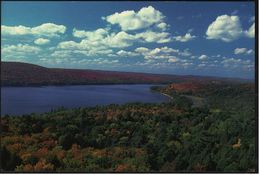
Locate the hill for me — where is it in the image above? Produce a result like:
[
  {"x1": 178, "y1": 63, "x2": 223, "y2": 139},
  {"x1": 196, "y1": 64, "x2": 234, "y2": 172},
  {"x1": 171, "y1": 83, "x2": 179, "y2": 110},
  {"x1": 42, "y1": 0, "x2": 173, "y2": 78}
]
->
[{"x1": 1, "y1": 62, "x2": 248, "y2": 86}]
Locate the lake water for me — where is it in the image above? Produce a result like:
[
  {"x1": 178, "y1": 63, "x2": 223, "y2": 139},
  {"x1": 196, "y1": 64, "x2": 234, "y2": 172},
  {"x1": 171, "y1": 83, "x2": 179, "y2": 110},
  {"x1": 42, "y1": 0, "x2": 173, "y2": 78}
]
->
[{"x1": 1, "y1": 84, "x2": 169, "y2": 116}]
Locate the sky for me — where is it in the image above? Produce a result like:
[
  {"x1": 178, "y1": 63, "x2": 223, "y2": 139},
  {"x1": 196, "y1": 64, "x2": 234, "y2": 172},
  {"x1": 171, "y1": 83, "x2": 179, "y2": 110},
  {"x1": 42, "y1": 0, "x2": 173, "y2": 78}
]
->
[{"x1": 1, "y1": 1, "x2": 255, "y2": 79}]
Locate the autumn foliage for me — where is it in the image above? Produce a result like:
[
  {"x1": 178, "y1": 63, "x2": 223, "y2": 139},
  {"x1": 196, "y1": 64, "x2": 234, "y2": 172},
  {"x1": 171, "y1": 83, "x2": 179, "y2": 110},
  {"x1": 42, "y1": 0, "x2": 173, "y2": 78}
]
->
[{"x1": 0, "y1": 82, "x2": 256, "y2": 172}]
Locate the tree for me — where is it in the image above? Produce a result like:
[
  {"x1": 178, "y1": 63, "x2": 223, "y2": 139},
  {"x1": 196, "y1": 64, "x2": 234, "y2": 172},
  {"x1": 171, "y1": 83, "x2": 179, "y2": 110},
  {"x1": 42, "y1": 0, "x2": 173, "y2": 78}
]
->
[
  {"x1": 0, "y1": 146, "x2": 22, "y2": 171},
  {"x1": 34, "y1": 159, "x2": 54, "y2": 171},
  {"x1": 58, "y1": 134, "x2": 74, "y2": 150}
]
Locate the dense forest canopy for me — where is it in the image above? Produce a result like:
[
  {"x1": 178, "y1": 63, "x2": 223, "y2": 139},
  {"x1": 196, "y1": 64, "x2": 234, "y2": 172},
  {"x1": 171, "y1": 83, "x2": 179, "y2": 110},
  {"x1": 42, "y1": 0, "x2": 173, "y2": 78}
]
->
[{"x1": 0, "y1": 81, "x2": 256, "y2": 172}]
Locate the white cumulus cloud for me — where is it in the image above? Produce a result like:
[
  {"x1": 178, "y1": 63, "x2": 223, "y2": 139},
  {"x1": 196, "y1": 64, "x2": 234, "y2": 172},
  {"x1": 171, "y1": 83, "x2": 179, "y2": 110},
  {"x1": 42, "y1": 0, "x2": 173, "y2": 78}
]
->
[
  {"x1": 2, "y1": 44, "x2": 42, "y2": 61},
  {"x1": 156, "y1": 22, "x2": 169, "y2": 31},
  {"x1": 136, "y1": 31, "x2": 172, "y2": 43},
  {"x1": 245, "y1": 23, "x2": 255, "y2": 38},
  {"x1": 105, "y1": 31, "x2": 138, "y2": 48},
  {"x1": 135, "y1": 46, "x2": 181, "y2": 60},
  {"x1": 234, "y1": 48, "x2": 254, "y2": 55},
  {"x1": 60, "y1": 30, "x2": 138, "y2": 52},
  {"x1": 173, "y1": 33, "x2": 196, "y2": 42},
  {"x1": 69, "y1": 27, "x2": 173, "y2": 55},
  {"x1": 34, "y1": 38, "x2": 50, "y2": 45},
  {"x1": 206, "y1": 15, "x2": 243, "y2": 42},
  {"x1": 168, "y1": 57, "x2": 179, "y2": 63},
  {"x1": 2, "y1": 23, "x2": 66, "y2": 37},
  {"x1": 117, "y1": 50, "x2": 139, "y2": 57},
  {"x1": 206, "y1": 15, "x2": 255, "y2": 42},
  {"x1": 198, "y1": 54, "x2": 208, "y2": 60},
  {"x1": 2, "y1": 44, "x2": 41, "y2": 54},
  {"x1": 249, "y1": 16, "x2": 255, "y2": 23},
  {"x1": 135, "y1": 47, "x2": 150, "y2": 53},
  {"x1": 104, "y1": 6, "x2": 165, "y2": 31},
  {"x1": 72, "y1": 28, "x2": 108, "y2": 39}
]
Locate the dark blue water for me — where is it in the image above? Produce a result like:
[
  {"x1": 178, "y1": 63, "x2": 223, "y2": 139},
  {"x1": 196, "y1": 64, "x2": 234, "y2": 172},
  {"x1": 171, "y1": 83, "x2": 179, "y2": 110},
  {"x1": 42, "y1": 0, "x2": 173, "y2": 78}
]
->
[{"x1": 1, "y1": 84, "x2": 169, "y2": 116}]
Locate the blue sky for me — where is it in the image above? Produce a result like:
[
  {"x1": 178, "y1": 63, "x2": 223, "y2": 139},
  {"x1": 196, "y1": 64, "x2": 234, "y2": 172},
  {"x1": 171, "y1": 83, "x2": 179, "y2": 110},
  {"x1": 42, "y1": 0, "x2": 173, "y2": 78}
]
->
[{"x1": 2, "y1": 1, "x2": 255, "y2": 79}]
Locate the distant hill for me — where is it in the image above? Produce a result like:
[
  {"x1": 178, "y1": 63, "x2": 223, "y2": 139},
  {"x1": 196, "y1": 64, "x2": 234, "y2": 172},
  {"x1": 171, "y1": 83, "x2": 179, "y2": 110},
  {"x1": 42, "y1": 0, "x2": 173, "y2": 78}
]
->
[{"x1": 1, "y1": 62, "x2": 248, "y2": 86}]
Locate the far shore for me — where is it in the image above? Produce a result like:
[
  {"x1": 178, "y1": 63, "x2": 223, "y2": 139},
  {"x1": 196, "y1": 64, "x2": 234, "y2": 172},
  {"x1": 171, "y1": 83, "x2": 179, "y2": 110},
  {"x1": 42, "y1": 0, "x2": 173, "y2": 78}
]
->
[{"x1": 1, "y1": 83, "x2": 170, "y2": 88}]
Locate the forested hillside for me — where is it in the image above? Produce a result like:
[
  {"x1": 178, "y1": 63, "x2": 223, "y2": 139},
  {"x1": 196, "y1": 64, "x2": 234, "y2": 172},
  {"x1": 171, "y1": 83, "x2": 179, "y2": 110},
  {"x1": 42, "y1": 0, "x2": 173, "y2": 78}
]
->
[
  {"x1": 0, "y1": 82, "x2": 256, "y2": 172},
  {"x1": 1, "y1": 62, "x2": 247, "y2": 86}
]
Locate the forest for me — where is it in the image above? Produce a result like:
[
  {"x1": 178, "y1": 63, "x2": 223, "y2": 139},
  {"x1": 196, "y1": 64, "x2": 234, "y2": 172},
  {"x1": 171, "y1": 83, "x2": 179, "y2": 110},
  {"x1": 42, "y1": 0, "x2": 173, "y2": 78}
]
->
[
  {"x1": 0, "y1": 81, "x2": 256, "y2": 172},
  {"x1": 1, "y1": 61, "x2": 246, "y2": 86}
]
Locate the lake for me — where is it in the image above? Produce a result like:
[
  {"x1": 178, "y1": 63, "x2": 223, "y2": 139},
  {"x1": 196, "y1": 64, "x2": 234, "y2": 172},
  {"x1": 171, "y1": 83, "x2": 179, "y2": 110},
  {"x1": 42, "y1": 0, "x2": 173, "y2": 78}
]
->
[{"x1": 1, "y1": 84, "x2": 169, "y2": 116}]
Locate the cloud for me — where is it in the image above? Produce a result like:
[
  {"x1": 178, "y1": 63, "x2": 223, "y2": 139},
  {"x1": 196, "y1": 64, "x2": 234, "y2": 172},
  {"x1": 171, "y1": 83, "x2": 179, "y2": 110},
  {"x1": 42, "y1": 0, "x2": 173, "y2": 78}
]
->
[
  {"x1": 249, "y1": 16, "x2": 255, "y2": 23},
  {"x1": 245, "y1": 23, "x2": 255, "y2": 38},
  {"x1": 168, "y1": 57, "x2": 179, "y2": 63},
  {"x1": 157, "y1": 47, "x2": 179, "y2": 53},
  {"x1": 1, "y1": 25, "x2": 31, "y2": 35},
  {"x1": 104, "y1": 6, "x2": 165, "y2": 31},
  {"x1": 222, "y1": 58, "x2": 242, "y2": 64},
  {"x1": 2, "y1": 44, "x2": 41, "y2": 54},
  {"x1": 134, "y1": 46, "x2": 181, "y2": 60},
  {"x1": 72, "y1": 29, "x2": 134, "y2": 48},
  {"x1": 69, "y1": 27, "x2": 173, "y2": 56},
  {"x1": 105, "y1": 31, "x2": 138, "y2": 48},
  {"x1": 134, "y1": 46, "x2": 195, "y2": 61},
  {"x1": 2, "y1": 44, "x2": 41, "y2": 61},
  {"x1": 136, "y1": 31, "x2": 171, "y2": 43},
  {"x1": 51, "y1": 50, "x2": 72, "y2": 58},
  {"x1": 54, "y1": 6, "x2": 189, "y2": 58},
  {"x1": 156, "y1": 22, "x2": 169, "y2": 31},
  {"x1": 51, "y1": 49, "x2": 114, "y2": 59},
  {"x1": 117, "y1": 50, "x2": 139, "y2": 57},
  {"x1": 72, "y1": 28, "x2": 108, "y2": 39},
  {"x1": 199, "y1": 64, "x2": 207, "y2": 67},
  {"x1": 206, "y1": 15, "x2": 243, "y2": 42},
  {"x1": 182, "y1": 62, "x2": 193, "y2": 67},
  {"x1": 206, "y1": 15, "x2": 255, "y2": 42},
  {"x1": 58, "y1": 41, "x2": 81, "y2": 50},
  {"x1": 75, "y1": 49, "x2": 113, "y2": 56},
  {"x1": 173, "y1": 33, "x2": 196, "y2": 42},
  {"x1": 60, "y1": 30, "x2": 138, "y2": 51},
  {"x1": 188, "y1": 28, "x2": 194, "y2": 33},
  {"x1": 135, "y1": 47, "x2": 150, "y2": 53},
  {"x1": 2, "y1": 23, "x2": 66, "y2": 37},
  {"x1": 93, "y1": 58, "x2": 119, "y2": 65},
  {"x1": 34, "y1": 38, "x2": 50, "y2": 45},
  {"x1": 31, "y1": 23, "x2": 66, "y2": 37},
  {"x1": 220, "y1": 57, "x2": 254, "y2": 70},
  {"x1": 234, "y1": 48, "x2": 246, "y2": 55},
  {"x1": 234, "y1": 48, "x2": 254, "y2": 55},
  {"x1": 57, "y1": 40, "x2": 114, "y2": 57},
  {"x1": 198, "y1": 54, "x2": 208, "y2": 60},
  {"x1": 179, "y1": 49, "x2": 191, "y2": 57}
]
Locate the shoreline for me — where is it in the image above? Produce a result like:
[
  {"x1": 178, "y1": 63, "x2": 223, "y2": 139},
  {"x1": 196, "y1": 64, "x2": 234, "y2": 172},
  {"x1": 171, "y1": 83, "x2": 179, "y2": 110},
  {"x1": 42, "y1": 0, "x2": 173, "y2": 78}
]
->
[{"x1": 160, "y1": 92, "x2": 173, "y2": 100}]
